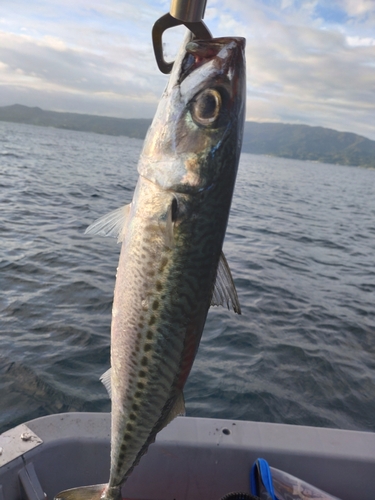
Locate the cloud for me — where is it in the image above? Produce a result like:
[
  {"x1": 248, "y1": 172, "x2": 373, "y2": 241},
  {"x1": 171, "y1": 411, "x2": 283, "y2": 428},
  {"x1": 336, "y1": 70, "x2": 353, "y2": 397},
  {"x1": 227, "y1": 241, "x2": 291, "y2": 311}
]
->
[
  {"x1": 0, "y1": 0, "x2": 374, "y2": 139},
  {"x1": 340, "y1": 0, "x2": 375, "y2": 17},
  {"x1": 207, "y1": 0, "x2": 375, "y2": 138},
  {"x1": 346, "y1": 36, "x2": 375, "y2": 47},
  {"x1": 0, "y1": 29, "x2": 166, "y2": 117}
]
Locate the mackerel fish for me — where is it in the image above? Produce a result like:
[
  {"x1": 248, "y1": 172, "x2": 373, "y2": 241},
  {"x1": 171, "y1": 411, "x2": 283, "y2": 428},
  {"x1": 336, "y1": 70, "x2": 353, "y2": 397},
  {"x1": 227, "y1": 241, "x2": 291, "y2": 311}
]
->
[{"x1": 54, "y1": 34, "x2": 246, "y2": 500}]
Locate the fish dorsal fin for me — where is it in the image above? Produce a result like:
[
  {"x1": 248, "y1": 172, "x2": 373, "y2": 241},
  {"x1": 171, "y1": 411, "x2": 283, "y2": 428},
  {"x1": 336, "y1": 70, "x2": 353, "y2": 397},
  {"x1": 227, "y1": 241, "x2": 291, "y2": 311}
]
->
[
  {"x1": 100, "y1": 368, "x2": 112, "y2": 398},
  {"x1": 161, "y1": 391, "x2": 186, "y2": 430},
  {"x1": 85, "y1": 204, "x2": 131, "y2": 243},
  {"x1": 211, "y1": 251, "x2": 241, "y2": 314}
]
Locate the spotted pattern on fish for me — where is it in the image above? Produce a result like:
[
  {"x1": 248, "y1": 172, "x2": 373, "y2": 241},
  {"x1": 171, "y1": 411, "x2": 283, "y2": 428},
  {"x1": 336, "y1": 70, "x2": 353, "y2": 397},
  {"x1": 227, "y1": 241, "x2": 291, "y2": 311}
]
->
[{"x1": 108, "y1": 139, "x2": 241, "y2": 487}]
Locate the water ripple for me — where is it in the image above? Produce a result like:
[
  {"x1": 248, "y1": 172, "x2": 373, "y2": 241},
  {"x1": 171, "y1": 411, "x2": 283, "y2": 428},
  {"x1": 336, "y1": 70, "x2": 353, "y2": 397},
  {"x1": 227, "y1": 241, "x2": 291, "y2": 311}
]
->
[{"x1": 1, "y1": 121, "x2": 375, "y2": 434}]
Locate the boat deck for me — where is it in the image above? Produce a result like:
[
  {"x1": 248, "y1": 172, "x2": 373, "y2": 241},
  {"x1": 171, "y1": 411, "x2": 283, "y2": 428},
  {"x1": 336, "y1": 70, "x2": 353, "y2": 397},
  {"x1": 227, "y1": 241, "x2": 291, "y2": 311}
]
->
[{"x1": 0, "y1": 413, "x2": 374, "y2": 499}]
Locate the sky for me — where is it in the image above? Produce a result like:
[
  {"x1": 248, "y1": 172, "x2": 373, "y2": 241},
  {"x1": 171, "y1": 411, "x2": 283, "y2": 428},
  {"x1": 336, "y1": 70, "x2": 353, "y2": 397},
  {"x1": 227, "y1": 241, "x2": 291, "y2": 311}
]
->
[{"x1": 0, "y1": 0, "x2": 374, "y2": 139}]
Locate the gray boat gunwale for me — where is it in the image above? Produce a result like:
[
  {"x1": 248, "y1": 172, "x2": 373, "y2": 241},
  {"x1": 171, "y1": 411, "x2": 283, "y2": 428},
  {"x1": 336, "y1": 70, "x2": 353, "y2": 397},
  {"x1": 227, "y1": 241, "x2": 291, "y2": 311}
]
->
[{"x1": 0, "y1": 412, "x2": 374, "y2": 499}]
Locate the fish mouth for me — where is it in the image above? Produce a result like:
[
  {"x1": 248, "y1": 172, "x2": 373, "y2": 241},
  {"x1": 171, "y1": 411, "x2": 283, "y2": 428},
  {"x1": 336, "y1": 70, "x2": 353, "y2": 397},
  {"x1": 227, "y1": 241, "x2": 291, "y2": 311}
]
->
[{"x1": 179, "y1": 37, "x2": 246, "y2": 85}]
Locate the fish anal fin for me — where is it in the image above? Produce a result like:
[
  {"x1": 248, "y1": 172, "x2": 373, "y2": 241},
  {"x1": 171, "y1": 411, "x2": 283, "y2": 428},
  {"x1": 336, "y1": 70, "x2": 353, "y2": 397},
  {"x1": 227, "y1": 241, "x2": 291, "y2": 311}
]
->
[
  {"x1": 211, "y1": 251, "x2": 241, "y2": 314},
  {"x1": 85, "y1": 204, "x2": 131, "y2": 243}
]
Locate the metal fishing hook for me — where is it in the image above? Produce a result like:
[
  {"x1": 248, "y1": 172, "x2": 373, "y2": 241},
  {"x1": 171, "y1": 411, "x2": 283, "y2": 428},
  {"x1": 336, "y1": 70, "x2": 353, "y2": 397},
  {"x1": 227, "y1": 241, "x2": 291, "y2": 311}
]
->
[{"x1": 152, "y1": 0, "x2": 212, "y2": 74}]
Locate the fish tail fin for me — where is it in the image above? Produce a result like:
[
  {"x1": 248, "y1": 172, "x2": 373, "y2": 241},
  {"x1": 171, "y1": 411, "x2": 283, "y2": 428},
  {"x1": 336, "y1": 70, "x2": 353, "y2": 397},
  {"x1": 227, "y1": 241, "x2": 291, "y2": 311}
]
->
[{"x1": 54, "y1": 483, "x2": 121, "y2": 500}]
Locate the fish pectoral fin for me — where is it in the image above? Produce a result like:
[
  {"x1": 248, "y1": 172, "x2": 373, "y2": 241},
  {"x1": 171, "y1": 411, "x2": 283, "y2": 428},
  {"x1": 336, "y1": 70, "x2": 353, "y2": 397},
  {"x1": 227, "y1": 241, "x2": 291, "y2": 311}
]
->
[
  {"x1": 100, "y1": 368, "x2": 112, "y2": 398},
  {"x1": 85, "y1": 203, "x2": 131, "y2": 243},
  {"x1": 161, "y1": 391, "x2": 186, "y2": 430},
  {"x1": 54, "y1": 483, "x2": 117, "y2": 500},
  {"x1": 211, "y1": 251, "x2": 241, "y2": 314},
  {"x1": 163, "y1": 198, "x2": 177, "y2": 249}
]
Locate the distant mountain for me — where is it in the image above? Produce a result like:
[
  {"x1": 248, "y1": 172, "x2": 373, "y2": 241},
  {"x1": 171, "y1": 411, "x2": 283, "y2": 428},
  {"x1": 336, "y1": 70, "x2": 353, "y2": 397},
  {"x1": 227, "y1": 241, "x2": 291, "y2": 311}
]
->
[
  {"x1": 242, "y1": 122, "x2": 375, "y2": 169},
  {"x1": 0, "y1": 104, "x2": 150, "y2": 139},
  {"x1": 0, "y1": 104, "x2": 374, "y2": 168}
]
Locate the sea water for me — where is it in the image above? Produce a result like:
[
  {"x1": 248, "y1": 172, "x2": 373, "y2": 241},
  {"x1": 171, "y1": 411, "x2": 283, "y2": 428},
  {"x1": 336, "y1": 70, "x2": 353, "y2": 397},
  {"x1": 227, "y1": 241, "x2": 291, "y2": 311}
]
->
[{"x1": 1, "y1": 121, "x2": 374, "y2": 434}]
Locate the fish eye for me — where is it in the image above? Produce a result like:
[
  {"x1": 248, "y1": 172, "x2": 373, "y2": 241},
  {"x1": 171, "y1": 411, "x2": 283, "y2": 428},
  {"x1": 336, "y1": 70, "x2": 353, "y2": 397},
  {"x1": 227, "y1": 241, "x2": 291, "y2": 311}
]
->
[{"x1": 190, "y1": 88, "x2": 222, "y2": 127}]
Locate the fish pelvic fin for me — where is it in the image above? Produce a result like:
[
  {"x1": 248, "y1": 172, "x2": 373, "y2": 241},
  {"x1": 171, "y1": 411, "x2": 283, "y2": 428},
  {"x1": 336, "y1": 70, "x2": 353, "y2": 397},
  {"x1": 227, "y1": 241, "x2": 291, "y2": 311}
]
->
[
  {"x1": 54, "y1": 484, "x2": 121, "y2": 500},
  {"x1": 211, "y1": 251, "x2": 241, "y2": 314}
]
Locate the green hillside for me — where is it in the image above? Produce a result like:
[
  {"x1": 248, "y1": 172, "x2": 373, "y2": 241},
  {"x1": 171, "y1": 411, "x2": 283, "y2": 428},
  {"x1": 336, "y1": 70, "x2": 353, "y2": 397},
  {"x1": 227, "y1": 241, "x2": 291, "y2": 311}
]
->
[
  {"x1": 243, "y1": 122, "x2": 375, "y2": 168},
  {"x1": 1, "y1": 104, "x2": 374, "y2": 168}
]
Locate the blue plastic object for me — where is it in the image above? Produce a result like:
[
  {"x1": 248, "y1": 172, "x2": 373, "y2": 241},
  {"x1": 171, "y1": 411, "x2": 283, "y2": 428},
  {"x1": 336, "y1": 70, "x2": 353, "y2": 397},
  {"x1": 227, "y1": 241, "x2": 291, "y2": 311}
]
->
[{"x1": 250, "y1": 458, "x2": 277, "y2": 500}]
